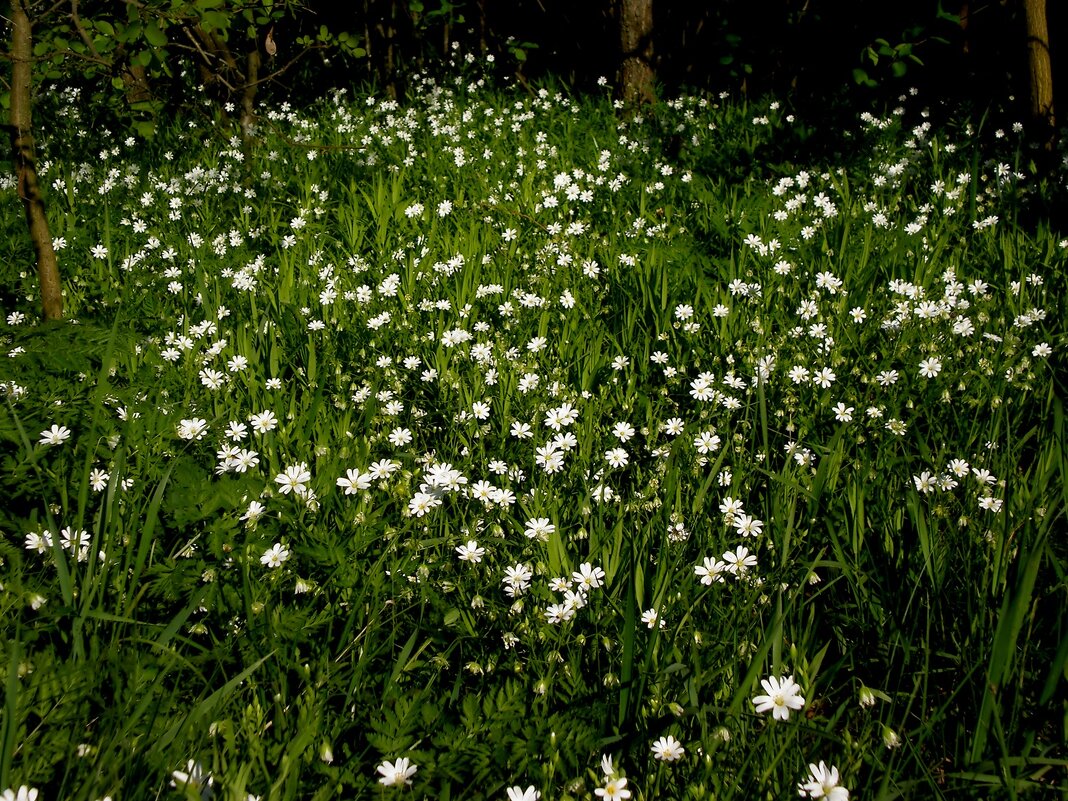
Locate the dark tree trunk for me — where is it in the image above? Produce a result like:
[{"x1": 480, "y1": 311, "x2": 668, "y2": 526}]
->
[
  {"x1": 9, "y1": 0, "x2": 63, "y2": 321},
  {"x1": 1024, "y1": 0, "x2": 1054, "y2": 132},
  {"x1": 619, "y1": 0, "x2": 656, "y2": 107},
  {"x1": 475, "y1": 0, "x2": 488, "y2": 54},
  {"x1": 368, "y1": 0, "x2": 399, "y2": 100}
]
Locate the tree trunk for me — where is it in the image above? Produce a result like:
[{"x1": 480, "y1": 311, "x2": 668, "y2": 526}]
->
[
  {"x1": 372, "y1": 0, "x2": 398, "y2": 101},
  {"x1": 9, "y1": 0, "x2": 63, "y2": 321},
  {"x1": 475, "y1": 0, "x2": 488, "y2": 54},
  {"x1": 959, "y1": 0, "x2": 971, "y2": 55},
  {"x1": 240, "y1": 46, "x2": 260, "y2": 145},
  {"x1": 1024, "y1": 0, "x2": 1054, "y2": 129},
  {"x1": 619, "y1": 0, "x2": 656, "y2": 107},
  {"x1": 123, "y1": 62, "x2": 153, "y2": 107}
]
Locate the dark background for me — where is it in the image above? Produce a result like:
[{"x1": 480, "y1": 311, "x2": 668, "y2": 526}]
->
[{"x1": 305, "y1": 0, "x2": 1064, "y2": 117}]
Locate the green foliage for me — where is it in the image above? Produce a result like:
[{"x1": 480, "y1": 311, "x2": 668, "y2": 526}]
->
[{"x1": 4, "y1": 0, "x2": 365, "y2": 137}]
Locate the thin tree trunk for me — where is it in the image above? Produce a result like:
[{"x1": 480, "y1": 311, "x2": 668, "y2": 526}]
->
[
  {"x1": 619, "y1": 0, "x2": 656, "y2": 107},
  {"x1": 9, "y1": 0, "x2": 63, "y2": 321},
  {"x1": 240, "y1": 46, "x2": 260, "y2": 144},
  {"x1": 1024, "y1": 0, "x2": 1054, "y2": 130},
  {"x1": 475, "y1": 0, "x2": 488, "y2": 54}
]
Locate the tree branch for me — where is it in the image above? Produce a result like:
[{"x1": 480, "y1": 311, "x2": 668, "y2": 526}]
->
[{"x1": 68, "y1": 0, "x2": 104, "y2": 62}]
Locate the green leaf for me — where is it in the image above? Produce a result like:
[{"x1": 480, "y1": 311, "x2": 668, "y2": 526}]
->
[
  {"x1": 117, "y1": 21, "x2": 141, "y2": 44},
  {"x1": 936, "y1": 2, "x2": 961, "y2": 25},
  {"x1": 891, "y1": 61, "x2": 908, "y2": 78},
  {"x1": 95, "y1": 20, "x2": 115, "y2": 37},
  {"x1": 144, "y1": 21, "x2": 167, "y2": 48},
  {"x1": 201, "y1": 10, "x2": 230, "y2": 33}
]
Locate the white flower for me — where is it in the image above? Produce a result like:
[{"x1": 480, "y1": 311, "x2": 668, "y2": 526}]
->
[
  {"x1": 176, "y1": 418, "x2": 208, "y2": 441},
  {"x1": 89, "y1": 468, "x2": 110, "y2": 491},
  {"x1": 376, "y1": 756, "x2": 417, "y2": 786},
  {"x1": 0, "y1": 787, "x2": 39, "y2": 801},
  {"x1": 248, "y1": 410, "x2": 278, "y2": 434},
  {"x1": 918, "y1": 357, "x2": 943, "y2": 379},
  {"x1": 832, "y1": 403, "x2": 854, "y2": 422},
  {"x1": 913, "y1": 471, "x2": 937, "y2": 494},
  {"x1": 38, "y1": 423, "x2": 72, "y2": 446},
  {"x1": 650, "y1": 734, "x2": 685, "y2": 761},
  {"x1": 695, "y1": 557, "x2": 728, "y2": 585},
  {"x1": 230, "y1": 449, "x2": 259, "y2": 473},
  {"x1": 594, "y1": 776, "x2": 631, "y2": 800},
  {"x1": 662, "y1": 417, "x2": 685, "y2": 436},
  {"x1": 275, "y1": 462, "x2": 311, "y2": 496},
  {"x1": 503, "y1": 563, "x2": 533, "y2": 596},
  {"x1": 408, "y1": 491, "x2": 441, "y2": 517},
  {"x1": 812, "y1": 367, "x2": 836, "y2": 388},
  {"x1": 723, "y1": 545, "x2": 757, "y2": 576},
  {"x1": 506, "y1": 786, "x2": 540, "y2": 801},
  {"x1": 719, "y1": 496, "x2": 744, "y2": 519},
  {"x1": 524, "y1": 517, "x2": 555, "y2": 541},
  {"x1": 797, "y1": 760, "x2": 849, "y2": 800},
  {"x1": 456, "y1": 540, "x2": 485, "y2": 563},
  {"x1": 171, "y1": 760, "x2": 212, "y2": 793},
  {"x1": 601, "y1": 753, "x2": 616, "y2": 777},
  {"x1": 24, "y1": 530, "x2": 52, "y2": 553},
  {"x1": 226, "y1": 421, "x2": 248, "y2": 440},
  {"x1": 544, "y1": 402, "x2": 578, "y2": 430},
  {"x1": 733, "y1": 514, "x2": 764, "y2": 538},
  {"x1": 641, "y1": 608, "x2": 665, "y2": 629},
  {"x1": 241, "y1": 500, "x2": 266, "y2": 528},
  {"x1": 260, "y1": 542, "x2": 290, "y2": 568},
  {"x1": 978, "y1": 495, "x2": 1003, "y2": 513},
  {"x1": 752, "y1": 675, "x2": 806, "y2": 721},
  {"x1": 336, "y1": 468, "x2": 372, "y2": 494},
  {"x1": 572, "y1": 562, "x2": 605, "y2": 590}
]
